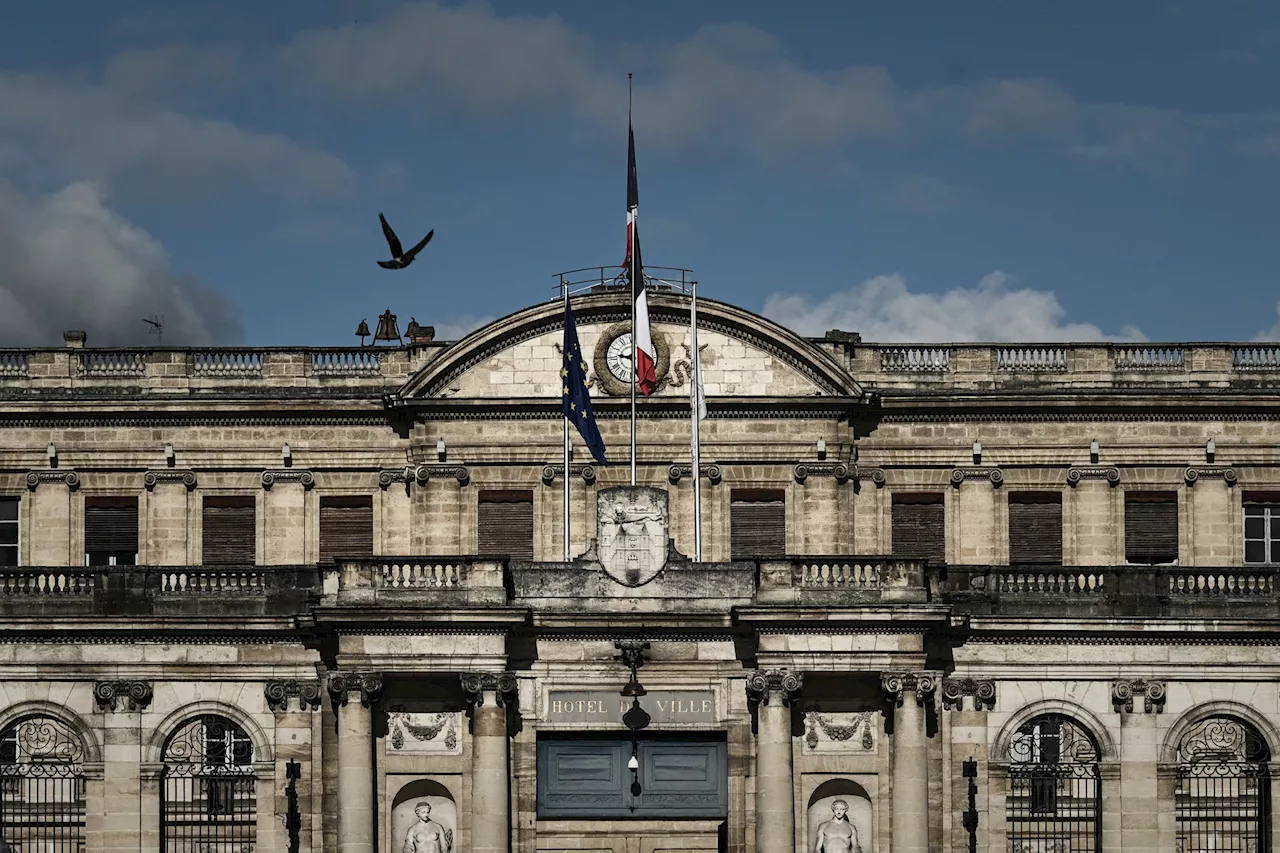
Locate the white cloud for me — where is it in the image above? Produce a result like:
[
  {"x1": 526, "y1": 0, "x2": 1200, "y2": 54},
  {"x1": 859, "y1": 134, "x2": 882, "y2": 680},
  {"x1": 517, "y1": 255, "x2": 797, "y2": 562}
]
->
[
  {"x1": 762, "y1": 272, "x2": 1146, "y2": 343},
  {"x1": 0, "y1": 182, "x2": 243, "y2": 346},
  {"x1": 1251, "y1": 302, "x2": 1280, "y2": 342},
  {"x1": 0, "y1": 72, "x2": 353, "y2": 199},
  {"x1": 433, "y1": 315, "x2": 497, "y2": 341}
]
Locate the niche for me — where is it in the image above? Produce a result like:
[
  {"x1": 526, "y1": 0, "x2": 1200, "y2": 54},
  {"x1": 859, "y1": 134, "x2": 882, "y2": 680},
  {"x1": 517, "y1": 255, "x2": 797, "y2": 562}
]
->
[
  {"x1": 391, "y1": 779, "x2": 458, "y2": 853},
  {"x1": 808, "y1": 779, "x2": 873, "y2": 853}
]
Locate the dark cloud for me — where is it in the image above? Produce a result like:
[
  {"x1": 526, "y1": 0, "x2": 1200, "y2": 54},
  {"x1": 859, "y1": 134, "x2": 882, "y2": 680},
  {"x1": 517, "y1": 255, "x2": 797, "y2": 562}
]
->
[{"x1": 0, "y1": 182, "x2": 243, "y2": 346}]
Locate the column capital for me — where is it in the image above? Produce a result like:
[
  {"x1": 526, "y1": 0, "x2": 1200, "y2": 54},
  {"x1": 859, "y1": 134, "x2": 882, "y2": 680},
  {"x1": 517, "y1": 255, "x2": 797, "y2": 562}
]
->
[
  {"x1": 325, "y1": 671, "x2": 383, "y2": 707},
  {"x1": 941, "y1": 677, "x2": 996, "y2": 712},
  {"x1": 881, "y1": 671, "x2": 941, "y2": 707},
  {"x1": 93, "y1": 680, "x2": 153, "y2": 712},
  {"x1": 1111, "y1": 678, "x2": 1166, "y2": 714},
  {"x1": 461, "y1": 672, "x2": 518, "y2": 707},
  {"x1": 745, "y1": 669, "x2": 804, "y2": 705},
  {"x1": 266, "y1": 679, "x2": 324, "y2": 713}
]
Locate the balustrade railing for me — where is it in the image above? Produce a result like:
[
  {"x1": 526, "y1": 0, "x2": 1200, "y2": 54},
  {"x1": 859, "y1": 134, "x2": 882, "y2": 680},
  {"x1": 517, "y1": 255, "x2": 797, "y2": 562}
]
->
[
  {"x1": 1113, "y1": 346, "x2": 1185, "y2": 370},
  {"x1": 310, "y1": 349, "x2": 382, "y2": 376},
  {"x1": 378, "y1": 561, "x2": 467, "y2": 588},
  {"x1": 193, "y1": 350, "x2": 265, "y2": 377},
  {"x1": 996, "y1": 347, "x2": 1069, "y2": 372},
  {"x1": 880, "y1": 347, "x2": 951, "y2": 372},
  {"x1": 0, "y1": 568, "x2": 95, "y2": 596},
  {"x1": 79, "y1": 351, "x2": 146, "y2": 377},
  {"x1": 1232, "y1": 346, "x2": 1280, "y2": 371},
  {"x1": 0, "y1": 352, "x2": 28, "y2": 377}
]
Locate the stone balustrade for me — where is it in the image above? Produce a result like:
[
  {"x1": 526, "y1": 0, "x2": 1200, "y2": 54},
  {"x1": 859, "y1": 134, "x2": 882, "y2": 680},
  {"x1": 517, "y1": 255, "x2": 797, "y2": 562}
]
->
[
  {"x1": 757, "y1": 556, "x2": 929, "y2": 604},
  {"x1": 323, "y1": 557, "x2": 509, "y2": 606},
  {"x1": 849, "y1": 342, "x2": 1280, "y2": 390}
]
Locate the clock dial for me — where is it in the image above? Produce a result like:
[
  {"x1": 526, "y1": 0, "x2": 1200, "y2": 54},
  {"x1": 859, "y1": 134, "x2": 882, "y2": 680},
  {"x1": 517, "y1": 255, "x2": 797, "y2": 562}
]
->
[{"x1": 605, "y1": 333, "x2": 634, "y2": 382}]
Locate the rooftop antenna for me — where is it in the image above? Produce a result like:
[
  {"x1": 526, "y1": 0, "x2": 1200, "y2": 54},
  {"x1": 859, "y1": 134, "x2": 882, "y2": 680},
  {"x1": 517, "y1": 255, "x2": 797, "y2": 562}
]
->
[{"x1": 142, "y1": 315, "x2": 165, "y2": 344}]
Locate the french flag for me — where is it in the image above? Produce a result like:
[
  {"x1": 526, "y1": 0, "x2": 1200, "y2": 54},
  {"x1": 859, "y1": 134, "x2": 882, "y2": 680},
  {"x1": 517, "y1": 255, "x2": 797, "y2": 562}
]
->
[{"x1": 623, "y1": 122, "x2": 657, "y2": 396}]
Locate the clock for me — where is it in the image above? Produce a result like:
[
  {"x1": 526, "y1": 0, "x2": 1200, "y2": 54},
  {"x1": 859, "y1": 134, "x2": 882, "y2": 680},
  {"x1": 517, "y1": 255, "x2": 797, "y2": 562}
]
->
[
  {"x1": 592, "y1": 322, "x2": 670, "y2": 396},
  {"x1": 605, "y1": 332, "x2": 634, "y2": 383}
]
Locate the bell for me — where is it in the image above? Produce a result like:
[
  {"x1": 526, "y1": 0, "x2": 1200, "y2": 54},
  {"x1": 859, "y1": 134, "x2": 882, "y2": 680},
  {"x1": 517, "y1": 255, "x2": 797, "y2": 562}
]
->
[
  {"x1": 354, "y1": 319, "x2": 371, "y2": 346},
  {"x1": 373, "y1": 309, "x2": 403, "y2": 345}
]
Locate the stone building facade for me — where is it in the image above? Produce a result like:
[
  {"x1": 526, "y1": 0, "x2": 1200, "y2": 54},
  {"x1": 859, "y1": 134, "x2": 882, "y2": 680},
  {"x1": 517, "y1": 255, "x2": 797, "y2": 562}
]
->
[{"x1": 2, "y1": 288, "x2": 1280, "y2": 852}]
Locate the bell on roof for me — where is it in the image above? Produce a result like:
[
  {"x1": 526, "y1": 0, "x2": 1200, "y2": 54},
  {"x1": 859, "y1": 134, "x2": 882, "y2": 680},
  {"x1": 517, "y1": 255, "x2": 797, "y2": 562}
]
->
[
  {"x1": 355, "y1": 319, "x2": 371, "y2": 346},
  {"x1": 373, "y1": 309, "x2": 403, "y2": 345}
]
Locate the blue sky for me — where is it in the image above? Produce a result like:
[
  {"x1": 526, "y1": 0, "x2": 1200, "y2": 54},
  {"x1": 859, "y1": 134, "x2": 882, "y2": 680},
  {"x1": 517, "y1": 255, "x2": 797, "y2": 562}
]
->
[{"x1": 1, "y1": 0, "x2": 1279, "y2": 346}]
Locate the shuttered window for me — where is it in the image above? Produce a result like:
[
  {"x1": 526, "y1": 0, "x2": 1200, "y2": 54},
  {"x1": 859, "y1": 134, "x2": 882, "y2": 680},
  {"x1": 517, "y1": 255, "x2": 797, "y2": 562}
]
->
[
  {"x1": 731, "y1": 489, "x2": 786, "y2": 560},
  {"x1": 477, "y1": 490, "x2": 534, "y2": 560},
  {"x1": 85, "y1": 496, "x2": 139, "y2": 566},
  {"x1": 1125, "y1": 492, "x2": 1179, "y2": 564},
  {"x1": 202, "y1": 497, "x2": 256, "y2": 565},
  {"x1": 891, "y1": 493, "x2": 945, "y2": 564},
  {"x1": 319, "y1": 496, "x2": 373, "y2": 563},
  {"x1": 1007, "y1": 492, "x2": 1062, "y2": 565}
]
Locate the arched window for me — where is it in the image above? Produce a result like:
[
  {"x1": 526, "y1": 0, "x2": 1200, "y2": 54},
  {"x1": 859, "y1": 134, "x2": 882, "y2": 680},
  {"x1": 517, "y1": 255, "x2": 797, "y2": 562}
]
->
[
  {"x1": 161, "y1": 714, "x2": 257, "y2": 852},
  {"x1": 1175, "y1": 715, "x2": 1270, "y2": 852},
  {"x1": 1006, "y1": 713, "x2": 1101, "y2": 851},
  {"x1": 0, "y1": 714, "x2": 88, "y2": 851}
]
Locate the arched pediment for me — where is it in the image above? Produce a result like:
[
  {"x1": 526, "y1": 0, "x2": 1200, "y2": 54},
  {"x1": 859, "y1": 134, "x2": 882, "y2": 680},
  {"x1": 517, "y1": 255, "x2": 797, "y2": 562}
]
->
[{"x1": 400, "y1": 291, "x2": 861, "y2": 401}]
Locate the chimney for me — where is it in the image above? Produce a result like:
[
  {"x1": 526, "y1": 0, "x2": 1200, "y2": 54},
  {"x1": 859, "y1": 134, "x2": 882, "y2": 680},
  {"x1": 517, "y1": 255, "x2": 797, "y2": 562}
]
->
[{"x1": 63, "y1": 330, "x2": 87, "y2": 349}]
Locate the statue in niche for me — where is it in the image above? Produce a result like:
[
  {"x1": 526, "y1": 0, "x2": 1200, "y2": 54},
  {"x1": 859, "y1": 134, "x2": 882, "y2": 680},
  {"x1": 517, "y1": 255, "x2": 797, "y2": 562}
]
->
[
  {"x1": 813, "y1": 800, "x2": 862, "y2": 853},
  {"x1": 401, "y1": 801, "x2": 452, "y2": 853}
]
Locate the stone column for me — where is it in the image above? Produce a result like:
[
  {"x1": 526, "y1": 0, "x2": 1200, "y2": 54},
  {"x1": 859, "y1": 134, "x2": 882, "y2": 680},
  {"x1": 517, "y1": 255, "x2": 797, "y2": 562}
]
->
[
  {"x1": 462, "y1": 673, "x2": 517, "y2": 853},
  {"x1": 326, "y1": 671, "x2": 382, "y2": 853},
  {"x1": 882, "y1": 671, "x2": 939, "y2": 853},
  {"x1": 746, "y1": 669, "x2": 803, "y2": 853}
]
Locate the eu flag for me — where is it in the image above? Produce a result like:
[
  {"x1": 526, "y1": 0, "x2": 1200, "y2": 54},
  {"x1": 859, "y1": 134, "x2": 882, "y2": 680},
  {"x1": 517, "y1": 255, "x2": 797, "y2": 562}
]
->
[{"x1": 562, "y1": 301, "x2": 607, "y2": 464}]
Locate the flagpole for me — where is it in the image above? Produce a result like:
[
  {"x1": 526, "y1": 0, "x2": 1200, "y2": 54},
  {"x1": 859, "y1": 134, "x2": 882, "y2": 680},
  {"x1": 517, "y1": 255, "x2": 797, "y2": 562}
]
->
[
  {"x1": 691, "y1": 280, "x2": 703, "y2": 562},
  {"x1": 628, "y1": 73, "x2": 637, "y2": 487},
  {"x1": 563, "y1": 280, "x2": 572, "y2": 561}
]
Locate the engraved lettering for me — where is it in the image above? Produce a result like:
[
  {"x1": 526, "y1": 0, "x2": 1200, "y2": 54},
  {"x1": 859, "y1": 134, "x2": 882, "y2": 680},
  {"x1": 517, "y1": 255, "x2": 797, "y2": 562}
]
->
[
  {"x1": 551, "y1": 701, "x2": 562, "y2": 714},
  {"x1": 702, "y1": 700, "x2": 712, "y2": 713}
]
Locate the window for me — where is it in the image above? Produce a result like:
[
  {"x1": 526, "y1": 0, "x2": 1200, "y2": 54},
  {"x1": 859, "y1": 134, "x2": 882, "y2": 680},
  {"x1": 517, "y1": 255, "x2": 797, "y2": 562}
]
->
[
  {"x1": 162, "y1": 715, "x2": 256, "y2": 849},
  {"x1": 84, "y1": 496, "x2": 139, "y2": 566},
  {"x1": 1244, "y1": 496, "x2": 1280, "y2": 564},
  {"x1": 891, "y1": 493, "x2": 945, "y2": 564},
  {"x1": 0, "y1": 715, "x2": 88, "y2": 851},
  {"x1": 730, "y1": 489, "x2": 786, "y2": 560},
  {"x1": 0, "y1": 496, "x2": 18, "y2": 566},
  {"x1": 319, "y1": 496, "x2": 373, "y2": 563},
  {"x1": 477, "y1": 490, "x2": 534, "y2": 561},
  {"x1": 1008, "y1": 492, "x2": 1062, "y2": 565},
  {"x1": 537, "y1": 735, "x2": 727, "y2": 818},
  {"x1": 202, "y1": 497, "x2": 256, "y2": 565},
  {"x1": 1007, "y1": 714, "x2": 1101, "y2": 851},
  {"x1": 1176, "y1": 716, "x2": 1270, "y2": 851},
  {"x1": 1124, "y1": 492, "x2": 1179, "y2": 564}
]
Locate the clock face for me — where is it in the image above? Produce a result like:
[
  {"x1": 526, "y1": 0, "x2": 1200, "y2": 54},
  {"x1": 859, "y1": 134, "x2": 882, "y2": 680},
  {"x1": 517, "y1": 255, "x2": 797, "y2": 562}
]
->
[{"x1": 605, "y1": 332, "x2": 634, "y2": 382}]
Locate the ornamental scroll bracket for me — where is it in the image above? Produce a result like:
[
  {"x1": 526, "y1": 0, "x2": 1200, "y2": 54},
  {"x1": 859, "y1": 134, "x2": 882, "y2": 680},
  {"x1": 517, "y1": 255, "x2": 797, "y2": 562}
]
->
[
  {"x1": 1111, "y1": 679, "x2": 1166, "y2": 714},
  {"x1": 265, "y1": 680, "x2": 324, "y2": 713},
  {"x1": 667, "y1": 463, "x2": 722, "y2": 485},
  {"x1": 881, "y1": 671, "x2": 941, "y2": 708},
  {"x1": 941, "y1": 678, "x2": 996, "y2": 712},
  {"x1": 950, "y1": 468, "x2": 1003, "y2": 488},
  {"x1": 745, "y1": 669, "x2": 804, "y2": 706},
  {"x1": 793, "y1": 464, "x2": 851, "y2": 484},
  {"x1": 1066, "y1": 466, "x2": 1121, "y2": 487},
  {"x1": 460, "y1": 672, "x2": 518, "y2": 708},
  {"x1": 26, "y1": 470, "x2": 80, "y2": 491},
  {"x1": 144, "y1": 470, "x2": 197, "y2": 491},
  {"x1": 1183, "y1": 467, "x2": 1237, "y2": 487},
  {"x1": 93, "y1": 680, "x2": 153, "y2": 712},
  {"x1": 262, "y1": 470, "x2": 315, "y2": 490},
  {"x1": 542, "y1": 464, "x2": 597, "y2": 485},
  {"x1": 856, "y1": 466, "x2": 886, "y2": 489},
  {"x1": 325, "y1": 671, "x2": 383, "y2": 708},
  {"x1": 413, "y1": 465, "x2": 471, "y2": 486}
]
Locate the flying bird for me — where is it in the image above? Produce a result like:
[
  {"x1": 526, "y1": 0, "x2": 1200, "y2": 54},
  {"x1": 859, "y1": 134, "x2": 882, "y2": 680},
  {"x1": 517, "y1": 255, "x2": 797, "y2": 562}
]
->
[{"x1": 377, "y1": 213, "x2": 434, "y2": 270}]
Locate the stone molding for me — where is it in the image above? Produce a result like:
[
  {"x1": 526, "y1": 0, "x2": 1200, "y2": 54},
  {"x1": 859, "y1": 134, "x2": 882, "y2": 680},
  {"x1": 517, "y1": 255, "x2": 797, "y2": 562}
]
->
[
  {"x1": 881, "y1": 671, "x2": 941, "y2": 707},
  {"x1": 1111, "y1": 679, "x2": 1166, "y2": 713},
  {"x1": 1066, "y1": 466, "x2": 1121, "y2": 487},
  {"x1": 93, "y1": 680, "x2": 153, "y2": 712},
  {"x1": 1184, "y1": 466, "x2": 1237, "y2": 487},
  {"x1": 802, "y1": 710, "x2": 876, "y2": 753},
  {"x1": 377, "y1": 467, "x2": 415, "y2": 489},
  {"x1": 793, "y1": 463, "x2": 851, "y2": 484},
  {"x1": 460, "y1": 672, "x2": 518, "y2": 707},
  {"x1": 26, "y1": 470, "x2": 79, "y2": 491},
  {"x1": 941, "y1": 677, "x2": 996, "y2": 711},
  {"x1": 667, "y1": 463, "x2": 722, "y2": 485},
  {"x1": 325, "y1": 671, "x2": 383, "y2": 707},
  {"x1": 541, "y1": 463, "x2": 597, "y2": 485},
  {"x1": 261, "y1": 470, "x2": 315, "y2": 490},
  {"x1": 414, "y1": 465, "x2": 471, "y2": 486},
  {"x1": 745, "y1": 669, "x2": 804, "y2": 705},
  {"x1": 950, "y1": 468, "x2": 1003, "y2": 488},
  {"x1": 143, "y1": 469, "x2": 197, "y2": 490},
  {"x1": 265, "y1": 680, "x2": 324, "y2": 713},
  {"x1": 857, "y1": 466, "x2": 886, "y2": 488}
]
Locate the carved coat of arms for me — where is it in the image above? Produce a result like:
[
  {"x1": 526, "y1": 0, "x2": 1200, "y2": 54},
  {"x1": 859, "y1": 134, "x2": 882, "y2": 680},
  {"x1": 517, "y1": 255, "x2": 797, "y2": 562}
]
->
[{"x1": 596, "y1": 486, "x2": 669, "y2": 586}]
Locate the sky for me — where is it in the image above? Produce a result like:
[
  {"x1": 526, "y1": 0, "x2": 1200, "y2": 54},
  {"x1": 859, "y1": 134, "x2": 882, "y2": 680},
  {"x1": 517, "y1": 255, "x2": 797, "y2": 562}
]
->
[{"x1": 2, "y1": 0, "x2": 1279, "y2": 347}]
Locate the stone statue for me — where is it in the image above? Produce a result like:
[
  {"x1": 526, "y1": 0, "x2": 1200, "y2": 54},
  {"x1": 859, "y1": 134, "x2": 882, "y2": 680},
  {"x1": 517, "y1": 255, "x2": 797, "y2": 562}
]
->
[
  {"x1": 813, "y1": 800, "x2": 861, "y2": 853},
  {"x1": 401, "y1": 801, "x2": 452, "y2": 853}
]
